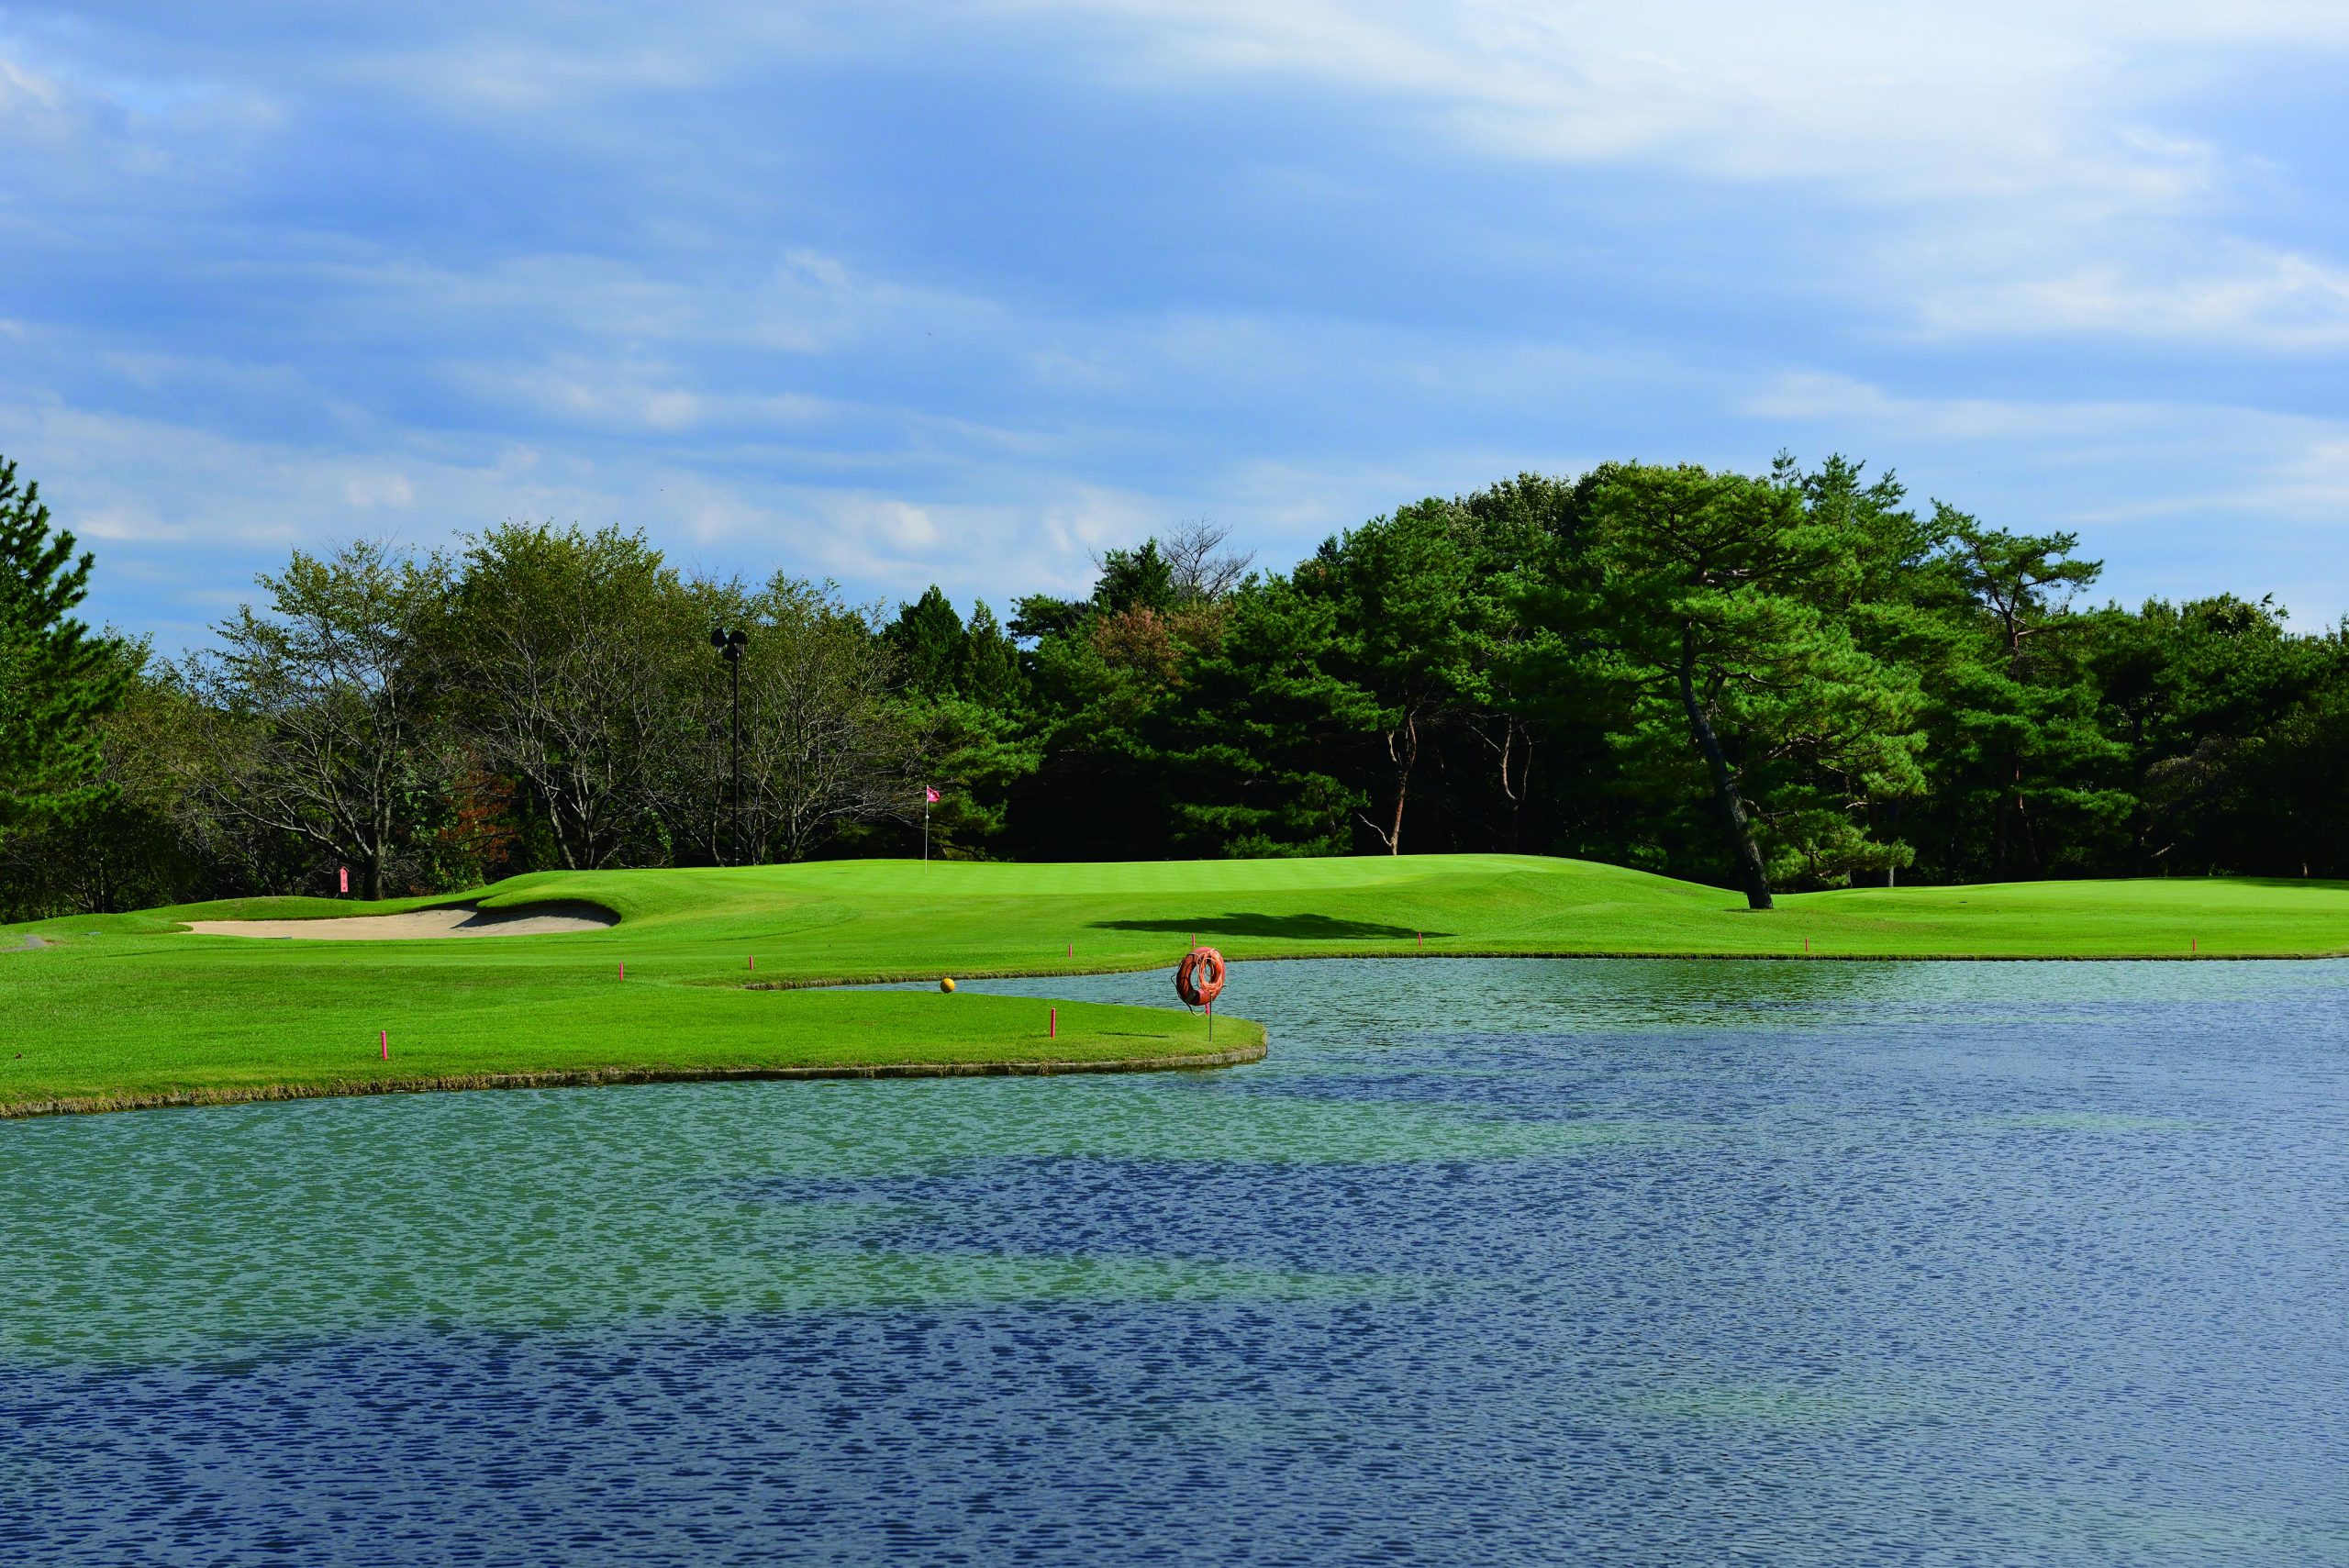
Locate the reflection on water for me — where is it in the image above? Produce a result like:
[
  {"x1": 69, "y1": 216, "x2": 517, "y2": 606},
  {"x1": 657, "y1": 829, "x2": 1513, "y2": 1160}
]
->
[{"x1": 7, "y1": 958, "x2": 2349, "y2": 1566}]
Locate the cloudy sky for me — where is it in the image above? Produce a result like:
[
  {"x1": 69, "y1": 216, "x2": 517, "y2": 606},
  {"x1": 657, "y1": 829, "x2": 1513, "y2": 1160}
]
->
[{"x1": 5, "y1": 2, "x2": 2347, "y2": 646}]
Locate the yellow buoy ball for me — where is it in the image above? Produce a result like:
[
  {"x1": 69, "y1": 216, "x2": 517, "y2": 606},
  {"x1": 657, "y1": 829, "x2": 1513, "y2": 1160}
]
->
[{"x1": 940, "y1": 976, "x2": 957, "y2": 994}]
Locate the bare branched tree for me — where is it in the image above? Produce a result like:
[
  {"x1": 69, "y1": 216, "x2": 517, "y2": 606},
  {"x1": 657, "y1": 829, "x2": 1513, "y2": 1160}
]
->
[
  {"x1": 1161, "y1": 520, "x2": 1254, "y2": 603},
  {"x1": 451, "y1": 524, "x2": 685, "y2": 870},
  {"x1": 749, "y1": 584, "x2": 910, "y2": 861},
  {"x1": 177, "y1": 541, "x2": 451, "y2": 899},
  {"x1": 650, "y1": 575, "x2": 908, "y2": 864}
]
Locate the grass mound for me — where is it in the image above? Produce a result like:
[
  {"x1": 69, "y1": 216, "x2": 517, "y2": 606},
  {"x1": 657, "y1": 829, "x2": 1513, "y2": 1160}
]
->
[{"x1": 6, "y1": 854, "x2": 2344, "y2": 1116}]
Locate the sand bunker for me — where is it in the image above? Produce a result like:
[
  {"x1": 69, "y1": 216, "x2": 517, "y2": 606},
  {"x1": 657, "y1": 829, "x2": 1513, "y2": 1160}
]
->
[{"x1": 184, "y1": 901, "x2": 617, "y2": 940}]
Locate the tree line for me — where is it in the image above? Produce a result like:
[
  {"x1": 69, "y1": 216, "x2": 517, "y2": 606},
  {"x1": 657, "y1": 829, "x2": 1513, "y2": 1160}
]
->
[{"x1": 5, "y1": 450, "x2": 2346, "y2": 918}]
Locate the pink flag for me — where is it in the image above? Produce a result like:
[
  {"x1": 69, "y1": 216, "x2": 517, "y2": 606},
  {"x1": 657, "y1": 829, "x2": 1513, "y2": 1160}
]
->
[
  {"x1": 339, "y1": 866, "x2": 350, "y2": 895},
  {"x1": 925, "y1": 786, "x2": 941, "y2": 804}
]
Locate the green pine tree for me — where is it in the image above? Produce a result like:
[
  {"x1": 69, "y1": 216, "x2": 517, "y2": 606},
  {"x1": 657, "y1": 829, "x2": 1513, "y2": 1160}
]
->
[
  {"x1": 1584, "y1": 462, "x2": 1927, "y2": 907},
  {"x1": 0, "y1": 456, "x2": 126, "y2": 843}
]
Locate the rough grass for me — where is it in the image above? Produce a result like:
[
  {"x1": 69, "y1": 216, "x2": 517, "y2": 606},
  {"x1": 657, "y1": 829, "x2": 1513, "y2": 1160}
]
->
[{"x1": 5, "y1": 854, "x2": 2344, "y2": 1115}]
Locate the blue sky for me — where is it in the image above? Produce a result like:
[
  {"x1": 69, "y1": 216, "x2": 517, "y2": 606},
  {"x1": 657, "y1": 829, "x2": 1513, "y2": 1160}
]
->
[{"x1": 5, "y1": 2, "x2": 2347, "y2": 647}]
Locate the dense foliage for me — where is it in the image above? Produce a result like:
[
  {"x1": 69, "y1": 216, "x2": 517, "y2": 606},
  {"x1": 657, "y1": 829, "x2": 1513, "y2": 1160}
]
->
[
  {"x1": 5, "y1": 450, "x2": 2345, "y2": 917},
  {"x1": 0, "y1": 459, "x2": 124, "y2": 854}
]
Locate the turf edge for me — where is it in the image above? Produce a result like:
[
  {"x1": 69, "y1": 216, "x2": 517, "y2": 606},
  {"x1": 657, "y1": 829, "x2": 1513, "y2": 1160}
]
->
[{"x1": 0, "y1": 1038, "x2": 1271, "y2": 1119}]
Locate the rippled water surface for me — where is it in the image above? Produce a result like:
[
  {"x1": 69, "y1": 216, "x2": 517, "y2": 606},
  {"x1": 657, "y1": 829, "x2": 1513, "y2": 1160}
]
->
[{"x1": 8, "y1": 958, "x2": 2349, "y2": 1565}]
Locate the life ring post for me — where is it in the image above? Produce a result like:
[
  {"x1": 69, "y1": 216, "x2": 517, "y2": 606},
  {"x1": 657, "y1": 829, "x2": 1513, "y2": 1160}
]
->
[{"x1": 1174, "y1": 945, "x2": 1229, "y2": 1025}]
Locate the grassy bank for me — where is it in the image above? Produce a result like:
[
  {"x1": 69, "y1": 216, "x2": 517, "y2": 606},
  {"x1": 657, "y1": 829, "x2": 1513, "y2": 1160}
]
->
[{"x1": 6, "y1": 854, "x2": 2345, "y2": 1115}]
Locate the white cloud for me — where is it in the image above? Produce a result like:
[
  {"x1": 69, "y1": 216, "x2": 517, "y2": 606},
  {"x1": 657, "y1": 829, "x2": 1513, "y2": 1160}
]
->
[
  {"x1": 790, "y1": 484, "x2": 1166, "y2": 601},
  {"x1": 0, "y1": 34, "x2": 280, "y2": 203},
  {"x1": 0, "y1": 55, "x2": 71, "y2": 131},
  {"x1": 0, "y1": 397, "x2": 618, "y2": 557},
  {"x1": 7, "y1": 0, "x2": 2349, "y2": 640},
  {"x1": 1741, "y1": 372, "x2": 2159, "y2": 441},
  {"x1": 838, "y1": 495, "x2": 940, "y2": 552},
  {"x1": 1740, "y1": 368, "x2": 2349, "y2": 522},
  {"x1": 997, "y1": 0, "x2": 2349, "y2": 350},
  {"x1": 1729, "y1": 366, "x2": 2349, "y2": 620},
  {"x1": 1005, "y1": 1, "x2": 2291, "y2": 199},
  {"x1": 342, "y1": 472, "x2": 415, "y2": 508},
  {"x1": 641, "y1": 389, "x2": 701, "y2": 430},
  {"x1": 0, "y1": 393, "x2": 1196, "y2": 638},
  {"x1": 74, "y1": 504, "x2": 176, "y2": 543},
  {"x1": 1919, "y1": 250, "x2": 2349, "y2": 349}
]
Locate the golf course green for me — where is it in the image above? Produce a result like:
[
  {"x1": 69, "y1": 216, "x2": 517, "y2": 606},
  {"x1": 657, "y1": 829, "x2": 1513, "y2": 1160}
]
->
[{"x1": 6, "y1": 853, "x2": 2347, "y2": 1117}]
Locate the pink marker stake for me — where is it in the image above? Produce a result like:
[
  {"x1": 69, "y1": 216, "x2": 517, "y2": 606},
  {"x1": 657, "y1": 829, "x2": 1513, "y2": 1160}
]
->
[
  {"x1": 618, "y1": 962, "x2": 626, "y2": 982},
  {"x1": 2191, "y1": 937, "x2": 2198, "y2": 953},
  {"x1": 379, "y1": 1029, "x2": 389, "y2": 1062},
  {"x1": 748, "y1": 955, "x2": 755, "y2": 973},
  {"x1": 1050, "y1": 1006, "x2": 1057, "y2": 1040},
  {"x1": 1418, "y1": 930, "x2": 1423, "y2": 952}
]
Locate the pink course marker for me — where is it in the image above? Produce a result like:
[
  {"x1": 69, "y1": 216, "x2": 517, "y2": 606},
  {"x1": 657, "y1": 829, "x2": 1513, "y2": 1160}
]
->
[
  {"x1": 618, "y1": 962, "x2": 626, "y2": 981},
  {"x1": 379, "y1": 1029, "x2": 388, "y2": 1062},
  {"x1": 1050, "y1": 1006, "x2": 1057, "y2": 1040}
]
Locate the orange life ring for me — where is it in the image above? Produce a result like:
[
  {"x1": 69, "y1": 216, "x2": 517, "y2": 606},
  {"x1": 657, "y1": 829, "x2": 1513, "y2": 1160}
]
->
[{"x1": 1174, "y1": 946, "x2": 1227, "y2": 1008}]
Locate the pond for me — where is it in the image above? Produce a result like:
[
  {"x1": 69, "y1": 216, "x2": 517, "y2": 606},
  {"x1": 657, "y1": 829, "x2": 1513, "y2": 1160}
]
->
[{"x1": 6, "y1": 958, "x2": 2348, "y2": 1565}]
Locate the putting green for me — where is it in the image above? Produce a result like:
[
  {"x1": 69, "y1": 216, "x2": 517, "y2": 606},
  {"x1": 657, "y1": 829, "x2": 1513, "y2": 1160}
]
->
[{"x1": 5, "y1": 854, "x2": 2345, "y2": 1116}]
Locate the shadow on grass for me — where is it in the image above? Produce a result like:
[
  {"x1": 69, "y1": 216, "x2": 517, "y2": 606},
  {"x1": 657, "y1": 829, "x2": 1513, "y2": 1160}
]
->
[{"x1": 1093, "y1": 912, "x2": 1439, "y2": 940}]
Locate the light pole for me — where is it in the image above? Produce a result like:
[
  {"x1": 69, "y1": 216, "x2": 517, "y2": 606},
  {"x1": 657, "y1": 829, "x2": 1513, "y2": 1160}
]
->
[{"x1": 709, "y1": 626, "x2": 747, "y2": 864}]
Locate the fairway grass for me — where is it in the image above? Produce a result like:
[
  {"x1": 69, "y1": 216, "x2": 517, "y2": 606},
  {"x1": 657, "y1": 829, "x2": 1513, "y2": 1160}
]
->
[{"x1": 6, "y1": 854, "x2": 2346, "y2": 1117}]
